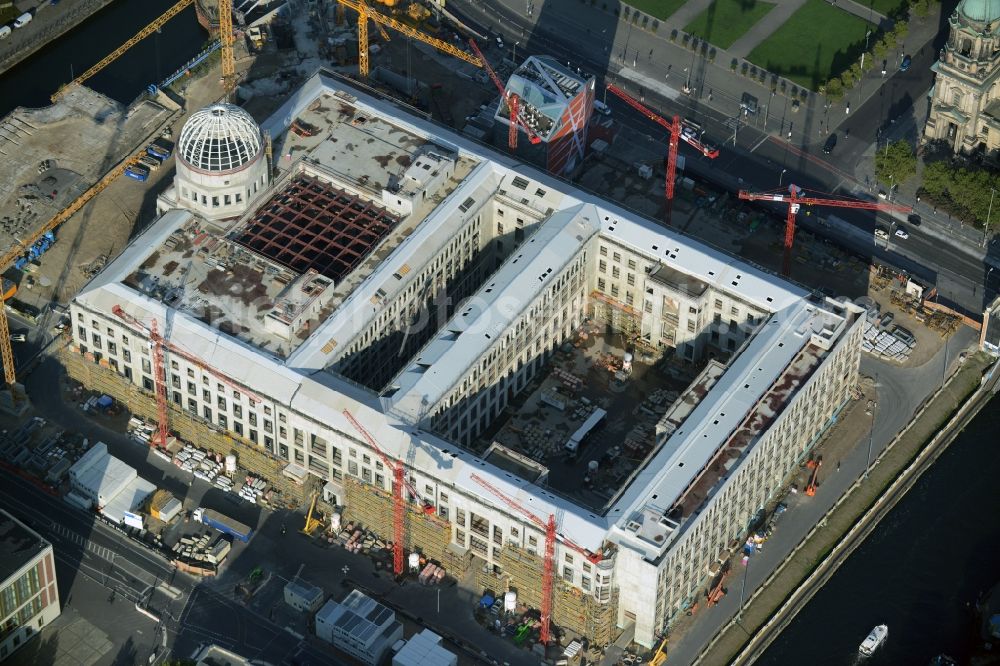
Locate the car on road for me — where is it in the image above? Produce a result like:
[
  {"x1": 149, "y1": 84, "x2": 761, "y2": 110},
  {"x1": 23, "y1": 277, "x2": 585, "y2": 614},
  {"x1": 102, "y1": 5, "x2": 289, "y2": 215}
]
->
[
  {"x1": 894, "y1": 228, "x2": 909, "y2": 240},
  {"x1": 10, "y1": 333, "x2": 25, "y2": 342},
  {"x1": 823, "y1": 133, "x2": 837, "y2": 154},
  {"x1": 875, "y1": 228, "x2": 890, "y2": 240},
  {"x1": 908, "y1": 214, "x2": 921, "y2": 227},
  {"x1": 900, "y1": 54, "x2": 912, "y2": 71},
  {"x1": 740, "y1": 92, "x2": 759, "y2": 115},
  {"x1": 594, "y1": 100, "x2": 611, "y2": 116}
]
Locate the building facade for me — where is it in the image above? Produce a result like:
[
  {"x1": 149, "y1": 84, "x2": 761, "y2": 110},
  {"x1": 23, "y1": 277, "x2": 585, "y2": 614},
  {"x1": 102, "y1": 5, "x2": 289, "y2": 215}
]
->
[
  {"x1": 66, "y1": 72, "x2": 865, "y2": 649},
  {"x1": 923, "y1": 0, "x2": 1000, "y2": 154},
  {"x1": 0, "y1": 511, "x2": 60, "y2": 661}
]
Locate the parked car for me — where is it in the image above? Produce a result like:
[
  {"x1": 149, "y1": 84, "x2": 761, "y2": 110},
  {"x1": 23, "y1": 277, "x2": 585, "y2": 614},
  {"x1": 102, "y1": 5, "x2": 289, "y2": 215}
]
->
[
  {"x1": 908, "y1": 214, "x2": 922, "y2": 227},
  {"x1": 13, "y1": 12, "x2": 32, "y2": 28},
  {"x1": 900, "y1": 54, "x2": 912, "y2": 71},
  {"x1": 894, "y1": 228, "x2": 909, "y2": 240},
  {"x1": 875, "y1": 228, "x2": 890, "y2": 240},
  {"x1": 823, "y1": 133, "x2": 837, "y2": 154}
]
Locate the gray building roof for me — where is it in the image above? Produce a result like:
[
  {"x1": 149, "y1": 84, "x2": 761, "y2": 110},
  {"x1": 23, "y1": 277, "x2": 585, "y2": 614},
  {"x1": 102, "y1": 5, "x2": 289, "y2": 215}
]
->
[{"x1": 0, "y1": 509, "x2": 48, "y2": 579}]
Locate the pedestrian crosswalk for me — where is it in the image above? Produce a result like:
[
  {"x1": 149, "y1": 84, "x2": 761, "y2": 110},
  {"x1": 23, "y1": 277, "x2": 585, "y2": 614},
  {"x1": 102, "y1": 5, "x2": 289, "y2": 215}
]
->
[{"x1": 48, "y1": 523, "x2": 116, "y2": 561}]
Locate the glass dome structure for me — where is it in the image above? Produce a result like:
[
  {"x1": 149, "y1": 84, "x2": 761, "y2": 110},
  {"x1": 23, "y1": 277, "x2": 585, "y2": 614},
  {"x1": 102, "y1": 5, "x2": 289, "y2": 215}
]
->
[{"x1": 177, "y1": 104, "x2": 263, "y2": 173}]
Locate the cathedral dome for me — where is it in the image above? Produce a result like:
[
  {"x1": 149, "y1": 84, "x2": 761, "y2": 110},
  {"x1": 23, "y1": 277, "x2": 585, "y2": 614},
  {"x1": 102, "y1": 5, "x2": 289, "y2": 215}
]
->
[
  {"x1": 958, "y1": 0, "x2": 1000, "y2": 23},
  {"x1": 177, "y1": 103, "x2": 263, "y2": 173}
]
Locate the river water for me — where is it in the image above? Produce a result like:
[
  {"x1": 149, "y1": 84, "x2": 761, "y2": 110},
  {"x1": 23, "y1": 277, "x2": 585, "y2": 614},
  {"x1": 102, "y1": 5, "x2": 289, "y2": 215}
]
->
[
  {"x1": 0, "y1": 0, "x2": 207, "y2": 117},
  {"x1": 759, "y1": 393, "x2": 1000, "y2": 665}
]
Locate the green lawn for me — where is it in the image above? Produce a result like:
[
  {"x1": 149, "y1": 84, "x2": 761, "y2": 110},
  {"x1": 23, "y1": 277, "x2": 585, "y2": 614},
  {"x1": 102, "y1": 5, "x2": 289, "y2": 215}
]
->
[
  {"x1": 747, "y1": 0, "x2": 874, "y2": 90},
  {"x1": 684, "y1": 0, "x2": 776, "y2": 50},
  {"x1": 625, "y1": 0, "x2": 689, "y2": 21},
  {"x1": 864, "y1": 0, "x2": 908, "y2": 16}
]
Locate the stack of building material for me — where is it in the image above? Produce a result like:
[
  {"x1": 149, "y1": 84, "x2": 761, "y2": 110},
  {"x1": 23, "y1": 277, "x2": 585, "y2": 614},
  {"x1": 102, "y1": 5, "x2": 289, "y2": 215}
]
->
[
  {"x1": 418, "y1": 563, "x2": 446, "y2": 585},
  {"x1": 861, "y1": 320, "x2": 913, "y2": 362},
  {"x1": 239, "y1": 475, "x2": 267, "y2": 504}
]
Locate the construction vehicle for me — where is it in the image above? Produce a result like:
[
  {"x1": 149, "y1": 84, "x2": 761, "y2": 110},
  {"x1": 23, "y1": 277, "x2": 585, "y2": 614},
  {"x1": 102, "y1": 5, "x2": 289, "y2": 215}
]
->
[
  {"x1": 335, "y1": 0, "x2": 480, "y2": 78},
  {"x1": 649, "y1": 636, "x2": 668, "y2": 666},
  {"x1": 606, "y1": 84, "x2": 685, "y2": 225},
  {"x1": 737, "y1": 186, "x2": 910, "y2": 276},
  {"x1": 471, "y1": 472, "x2": 601, "y2": 646},
  {"x1": 302, "y1": 492, "x2": 323, "y2": 534},
  {"x1": 467, "y1": 39, "x2": 543, "y2": 152},
  {"x1": 342, "y1": 409, "x2": 437, "y2": 576},
  {"x1": 194, "y1": 507, "x2": 254, "y2": 542},
  {"x1": 805, "y1": 457, "x2": 823, "y2": 497},
  {"x1": 707, "y1": 572, "x2": 728, "y2": 606}
]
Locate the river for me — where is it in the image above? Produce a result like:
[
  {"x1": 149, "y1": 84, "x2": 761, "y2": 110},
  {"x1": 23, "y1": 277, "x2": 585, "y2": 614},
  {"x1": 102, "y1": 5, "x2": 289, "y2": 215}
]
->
[
  {"x1": 0, "y1": 0, "x2": 207, "y2": 118},
  {"x1": 758, "y1": 393, "x2": 1000, "y2": 665}
]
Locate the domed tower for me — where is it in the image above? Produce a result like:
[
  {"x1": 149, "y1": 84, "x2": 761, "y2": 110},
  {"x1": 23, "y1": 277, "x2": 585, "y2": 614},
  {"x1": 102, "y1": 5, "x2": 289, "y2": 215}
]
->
[
  {"x1": 174, "y1": 103, "x2": 268, "y2": 221},
  {"x1": 923, "y1": 0, "x2": 1000, "y2": 154}
]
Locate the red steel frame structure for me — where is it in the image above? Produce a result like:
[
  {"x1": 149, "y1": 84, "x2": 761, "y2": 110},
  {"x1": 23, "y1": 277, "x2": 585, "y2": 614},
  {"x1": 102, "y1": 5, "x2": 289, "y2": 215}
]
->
[
  {"x1": 606, "y1": 84, "x2": 682, "y2": 225},
  {"x1": 470, "y1": 473, "x2": 601, "y2": 646},
  {"x1": 738, "y1": 187, "x2": 911, "y2": 276},
  {"x1": 342, "y1": 409, "x2": 436, "y2": 576},
  {"x1": 236, "y1": 174, "x2": 400, "y2": 281}
]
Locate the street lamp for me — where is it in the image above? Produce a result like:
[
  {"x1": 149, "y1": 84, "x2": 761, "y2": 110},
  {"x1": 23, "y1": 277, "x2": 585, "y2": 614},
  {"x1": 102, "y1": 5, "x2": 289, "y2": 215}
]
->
[
  {"x1": 779, "y1": 168, "x2": 787, "y2": 186},
  {"x1": 738, "y1": 554, "x2": 751, "y2": 619},
  {"x1": 513, "y1": 41, "x2": 519, "y2": 63},
  {"x1": 982, "y1": 187, "x2": 995, "y2": 247},
  {"x1": 865, "y1": 373, "x2": 880, "y2": 479}
]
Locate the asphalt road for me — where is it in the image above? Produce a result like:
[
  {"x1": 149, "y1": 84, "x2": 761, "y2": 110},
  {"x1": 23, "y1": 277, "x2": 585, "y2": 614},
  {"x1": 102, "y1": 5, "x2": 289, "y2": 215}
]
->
[{"x1": 443, "y1": 0, "x2": 997, "y2": 313}]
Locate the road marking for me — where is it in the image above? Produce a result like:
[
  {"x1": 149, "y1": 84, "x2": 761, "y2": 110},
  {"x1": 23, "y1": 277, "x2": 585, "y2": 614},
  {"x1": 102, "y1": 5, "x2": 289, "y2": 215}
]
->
[{"x1": 749, "y1": 135, "x2": 769, "y2": 153}]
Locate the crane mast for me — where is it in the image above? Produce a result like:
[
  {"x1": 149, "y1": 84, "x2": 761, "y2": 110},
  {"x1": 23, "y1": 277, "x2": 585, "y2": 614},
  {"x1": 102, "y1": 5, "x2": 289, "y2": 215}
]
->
[
  {"x1": 606, "y1": 85, "x2": 683, "y2": 225},
  {"x1": 738, "y1": 188, "x2": 911, "y2": 275}
]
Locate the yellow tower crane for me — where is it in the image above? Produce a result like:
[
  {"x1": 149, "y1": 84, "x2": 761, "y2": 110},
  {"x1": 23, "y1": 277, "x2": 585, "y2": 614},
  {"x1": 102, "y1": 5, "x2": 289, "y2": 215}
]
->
[
  {"x1": 0, "y1": 150, "x2": 146, "y2": 395},
  {"x1": 219, "y1": 0, "x2": 236, "y2": 96},
  {"x1": 51, "y1": 0, "x2": 195, "y2": 102},
  {"x1": 335, "y1": 0, "x2": 481, "y2": 77}
]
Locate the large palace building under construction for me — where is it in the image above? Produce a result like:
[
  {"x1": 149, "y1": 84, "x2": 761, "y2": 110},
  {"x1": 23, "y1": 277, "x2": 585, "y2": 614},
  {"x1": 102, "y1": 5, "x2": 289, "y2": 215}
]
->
[{"x1": 65, "y1": 71, "x2": 864, "y2": 648}]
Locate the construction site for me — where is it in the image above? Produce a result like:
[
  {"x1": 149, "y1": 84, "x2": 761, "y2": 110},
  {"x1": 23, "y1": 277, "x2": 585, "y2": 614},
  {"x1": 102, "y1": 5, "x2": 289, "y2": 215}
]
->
[{"x1": 0, "y1": 0, "x2": 973, "y2": 663}]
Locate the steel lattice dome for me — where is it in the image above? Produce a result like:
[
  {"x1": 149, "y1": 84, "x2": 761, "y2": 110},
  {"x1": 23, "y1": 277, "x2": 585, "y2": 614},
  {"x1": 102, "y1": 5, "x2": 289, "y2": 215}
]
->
[{"x1": 177, "y1": 103, "x2": 263, "y2": 173}]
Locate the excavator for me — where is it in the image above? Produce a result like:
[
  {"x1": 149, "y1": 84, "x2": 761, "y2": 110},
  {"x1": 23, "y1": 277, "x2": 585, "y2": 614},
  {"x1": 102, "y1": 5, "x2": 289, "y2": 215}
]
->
[{"x1": 805, "y1": 457, "x2": 823, "y2": 497}]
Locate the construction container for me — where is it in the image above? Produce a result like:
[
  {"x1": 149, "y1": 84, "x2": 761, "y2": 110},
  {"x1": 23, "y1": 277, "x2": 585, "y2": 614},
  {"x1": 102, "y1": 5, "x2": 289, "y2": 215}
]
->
[{"x1": 193, "y1": 507, "x2": 253, "y2": 542}]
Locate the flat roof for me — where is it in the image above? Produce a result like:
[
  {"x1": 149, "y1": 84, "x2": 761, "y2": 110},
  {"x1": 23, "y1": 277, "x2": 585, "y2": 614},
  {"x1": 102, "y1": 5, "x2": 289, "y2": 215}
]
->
[
  {"x1": 0, "y1": 510, "x2": 48, "y2": 579},
  {"x1": 100, "y1": 476, "x2": 156, "y2": 525},
  {"x1": 384, "y1": 203, "x2": 601, "y2": 420},
  {"x1": 74, "y1": 71, "x2": 857, "y2": 558}
]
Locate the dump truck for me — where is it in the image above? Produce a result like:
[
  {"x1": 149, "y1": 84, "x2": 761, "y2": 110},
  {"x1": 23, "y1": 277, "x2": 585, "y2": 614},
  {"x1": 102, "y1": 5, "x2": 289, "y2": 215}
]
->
[{"x1": 193, "y1": 507, "x2": 253, "y2": 543}]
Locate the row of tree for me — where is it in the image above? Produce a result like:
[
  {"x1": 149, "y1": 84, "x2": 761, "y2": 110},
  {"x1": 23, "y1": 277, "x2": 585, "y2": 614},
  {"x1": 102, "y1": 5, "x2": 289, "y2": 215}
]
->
[{"x1": 920, "y1": 161, "x2": 1000, "y2": 228}]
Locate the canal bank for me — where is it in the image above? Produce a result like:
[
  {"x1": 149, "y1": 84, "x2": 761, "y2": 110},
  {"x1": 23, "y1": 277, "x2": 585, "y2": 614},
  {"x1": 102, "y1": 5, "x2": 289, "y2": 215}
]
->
[
  {"x1": 0, "y1": 0, "x2": 118, "y2": 77},
  {"x1": 690, "y1": 351, "x2": 998, "y2": 665}
]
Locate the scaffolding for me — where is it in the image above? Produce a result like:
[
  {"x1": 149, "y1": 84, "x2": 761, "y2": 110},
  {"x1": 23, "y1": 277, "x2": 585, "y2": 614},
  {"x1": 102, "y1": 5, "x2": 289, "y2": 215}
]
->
[
  {"x1": 59, "y1": 345, "x2": 311, "y2": 506},
  {"x1": 342, "y1": 477, "x2": 454, "y2": 566},
  {"x1": 476, "y1": 543, "x2": 619, "y2": 646},
  {"x1": 588, "y1": 291, "x2": 642, "y2": 338}
]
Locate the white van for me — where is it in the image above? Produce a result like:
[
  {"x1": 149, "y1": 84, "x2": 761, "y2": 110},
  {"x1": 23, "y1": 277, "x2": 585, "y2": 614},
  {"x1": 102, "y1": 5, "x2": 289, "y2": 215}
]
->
[
  {"x1": 594, "y1": 100, "x2": 612, "y2": 116},
  {"x1": 0, "y1": 26, "x2": 11, "y2": 40},
  {"x1": 13, "y1": 12, "x2": 32, "y2": 28}
]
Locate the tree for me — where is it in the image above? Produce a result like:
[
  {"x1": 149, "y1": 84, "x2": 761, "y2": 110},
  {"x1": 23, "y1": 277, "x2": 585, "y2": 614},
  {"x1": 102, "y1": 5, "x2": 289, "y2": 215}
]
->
[
  {"x1": 874, "y1": 140, "x2": 916, "y2": 186},
  {"x1": 921, "y1": 160, "x2": 951, "y2": 196},
  {"x1": 824, "y1": 77, "x2": 844, "y2": 101}
]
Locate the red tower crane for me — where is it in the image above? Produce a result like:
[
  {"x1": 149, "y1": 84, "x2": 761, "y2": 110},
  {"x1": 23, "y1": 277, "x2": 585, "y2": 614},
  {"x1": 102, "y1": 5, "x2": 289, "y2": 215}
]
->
[
  {"x1": 342, "y1": 409, "x2": 436, "y2": 576},
  {"x1": 470, "y1": 473, "x2": 601, "y2": 646},
  {"x1": 605, "y1": 84, "x2": 683, "y2": 224},
  {"x1": 109, "y1": 306, "x2": 169, "y2": 448},
  {"x1": 111, "y1": 305, "x2": 265, "y2": 448},
  {"x1": 738, "y1": 187, "x2": 911, "y2": 276},
  {"x1": 468, "y1": 39, "x2": 542, "y2": 151}
]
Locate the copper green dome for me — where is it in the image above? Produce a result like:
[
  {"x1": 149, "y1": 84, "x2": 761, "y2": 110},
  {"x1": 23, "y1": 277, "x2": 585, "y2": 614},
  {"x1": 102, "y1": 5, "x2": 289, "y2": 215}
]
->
[{"x1": 958, "y1": 0, "x2": 1000, "y2": 23}]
